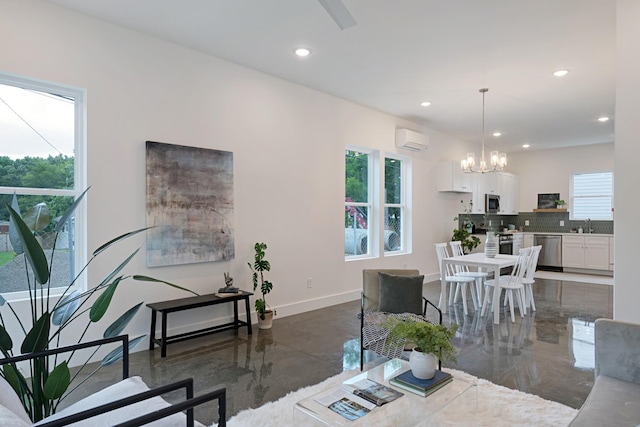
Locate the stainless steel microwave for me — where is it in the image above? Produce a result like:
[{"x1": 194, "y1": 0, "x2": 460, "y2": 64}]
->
[{"x1": 485, "y1": 194, "x2": 500, "y2": 213}]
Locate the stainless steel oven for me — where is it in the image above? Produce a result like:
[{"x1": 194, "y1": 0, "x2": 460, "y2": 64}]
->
[
  {"x1": 499, "y1": 233, "x2": 514, "y2": 274},
  {"x1": 498, "y1": 233, "x2": 513, "y2": 254}
]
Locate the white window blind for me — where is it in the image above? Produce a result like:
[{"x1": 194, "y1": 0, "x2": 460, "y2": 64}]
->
[{"x1": 571, "y1": 172, "x2": 613, "y2": 220}]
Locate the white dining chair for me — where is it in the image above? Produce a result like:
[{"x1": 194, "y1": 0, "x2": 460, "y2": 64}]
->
[
  {"x1": 449, "y1": 240, "x2": 488, "y2": 307},
  {"x1": 522, "y1": 245, "x2": 542, "y2": 312},
  {"x1": 435, "y1": 243, "x2": 478, "y2": 315},
  {"x1": 481, "y1": 247, "x2": 531, "y2": 323}
]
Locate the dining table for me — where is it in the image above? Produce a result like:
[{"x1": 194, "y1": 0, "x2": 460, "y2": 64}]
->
[{"x1": 440, "y1": 252, "x2": 519, "y2": 324}]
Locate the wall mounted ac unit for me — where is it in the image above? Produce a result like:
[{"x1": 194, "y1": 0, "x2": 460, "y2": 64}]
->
[{"x1": 395, "y1": 129, "x2": 428, "y2": 151}]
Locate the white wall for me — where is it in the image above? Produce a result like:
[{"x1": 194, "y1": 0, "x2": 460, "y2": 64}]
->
[
  {"x1": 614, "y1": 0, "x2": 640, "y2": 323},
  {"x1": 0, "y1": 0, "x2": 473, "y2": 350},
  {"x1": 507, "y1": 143, "x2": 614, "y2": 213}
]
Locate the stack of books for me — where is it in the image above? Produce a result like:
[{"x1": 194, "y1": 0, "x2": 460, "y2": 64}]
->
[
  {"x1": 389, "y1": 369, "x2": 452, "y2": 397},
  {"x1": 215, "y1": 286, "x2": 239, "y2": 297}
]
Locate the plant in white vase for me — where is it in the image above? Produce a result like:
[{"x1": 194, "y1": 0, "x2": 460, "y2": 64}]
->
[{"x1": 383, "y1": 317, "x2": 458, "y2": 379}]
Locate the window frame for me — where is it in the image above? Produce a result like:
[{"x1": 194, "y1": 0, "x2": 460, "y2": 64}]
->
[
  {"x1": 570, "y1": 171, "x2": 613, "y2": 221},
  {"x1": 345, "y1": 146, "x2": 379, "y2": 260},
  {"x1": 0, "y1": 71, "x2": 87, "y2": 301},
  {"x1": 383, "y1": 152, "x2": 411, "y2": 256}
]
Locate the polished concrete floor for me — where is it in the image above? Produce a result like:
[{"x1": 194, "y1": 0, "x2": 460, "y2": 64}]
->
[{"x1": 70, "y1": 275, "x2": 612, "y2": 425}]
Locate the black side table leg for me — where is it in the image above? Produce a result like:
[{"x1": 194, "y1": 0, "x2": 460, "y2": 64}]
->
[
  {"x1": 161, "y1": 312, "x2": 168, "y2": 358},
  {"x1": 244, "y1": 296, "x2": 253, "y2": 335},
  {"x1": 149, "y1": 310, "x2": 157, "y2": 351},
  {"x1": 233, "y1": 300, "x2": 239, "y2": 335}
]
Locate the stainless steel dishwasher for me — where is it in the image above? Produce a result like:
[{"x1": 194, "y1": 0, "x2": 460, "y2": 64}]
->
[{"x1": 534, "y1": 234, "x2": 563, "y2": 272}]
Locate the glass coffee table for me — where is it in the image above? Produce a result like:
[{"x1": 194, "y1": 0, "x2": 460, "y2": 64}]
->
[{"x1": 294, "y1": 359, "x2": 477, "y2": 426}]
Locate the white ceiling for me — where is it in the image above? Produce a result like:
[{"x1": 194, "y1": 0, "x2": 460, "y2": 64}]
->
[{"x1": 48, "y1": 0, "x2": 616, "y2": 153}]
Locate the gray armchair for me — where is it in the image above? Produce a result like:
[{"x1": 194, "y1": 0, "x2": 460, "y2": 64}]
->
[
  {"x1": 569, "y1": 318, "x2": 640, "y2": 426},
  {"x1": 360, "y1": 269, "x2": 441, "y2": 371}
]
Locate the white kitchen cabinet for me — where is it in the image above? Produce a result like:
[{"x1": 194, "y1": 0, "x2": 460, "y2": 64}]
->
[
  {"x1": 437, "y1": 161, "x2": 472, "y2": 193},
  {"x1": 523, "y1": 233, "x2": 534, "y2": 248},
  {"x1": 499, "y1": 173, "x2": 518, "y2": 215},
  {"x1": 512, "y1": 232, "x2": 523, "y2": 255},
  {"x1": 460, "y1": 170, "x2": 518, "y2": 215},
  {"x1": 562, "y1": 235, "x2": 610, "y2": 270},
  {"x1": 469, "y1": 173, "x2": 485, "y2": 214},
  {"x1": 609, "y1": 236, "x2": 614, "y2": 271},
  {"x1": 484, "y1": 173, "x2": 501, "y2": 195}
]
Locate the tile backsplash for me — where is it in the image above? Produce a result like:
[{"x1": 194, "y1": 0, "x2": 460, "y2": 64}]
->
[
  {"x1": 516, "y1": 212, "x2": 613, "y2": 234},
  {"x1": 462, "y1": 212, "x2": 613, "y2": 234}
]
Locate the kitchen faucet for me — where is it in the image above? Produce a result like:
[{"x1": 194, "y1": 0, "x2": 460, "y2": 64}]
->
[{"x1": 585, "y1": 218, "x2": 593, "y2": 233}]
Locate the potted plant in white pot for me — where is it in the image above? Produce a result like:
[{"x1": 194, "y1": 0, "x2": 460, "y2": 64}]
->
[
  {"x1": 383, "y1": 317, "x2": 458, "y2": 379},
  {"x1": 248, "y1": 242, "x2": 276, "y2": 329}
]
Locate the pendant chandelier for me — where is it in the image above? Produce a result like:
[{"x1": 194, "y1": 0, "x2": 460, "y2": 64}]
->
[{"x1": 461, "y1": 88, "x2": 507, "y2": 173}]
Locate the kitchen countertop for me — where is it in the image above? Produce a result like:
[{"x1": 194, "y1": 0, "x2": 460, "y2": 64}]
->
[{"x1": 521, "y1": 232, "x2": 613, "y2": 236}]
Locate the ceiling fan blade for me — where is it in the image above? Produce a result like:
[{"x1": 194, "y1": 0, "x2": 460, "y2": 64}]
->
[{"x1": 317, "y1": 0, "x2": 357, "y2": 30}]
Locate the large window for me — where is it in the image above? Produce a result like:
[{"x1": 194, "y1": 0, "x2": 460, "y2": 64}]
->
[
  {"x1": 345, "y1": 147, "x2": 410, "y2": 259},
  {"x1": 345, "y1": 148, "x2": 374, "y2": 257},
  {"x1": 571, "y1": 172, "x2": 613, "y2": 220},
  {"x1": 0, "y1": 73, "x2": 85, "y2": 299},
  {"x1": 384, "y1": 155, "x2": 407, "y2": 254}
]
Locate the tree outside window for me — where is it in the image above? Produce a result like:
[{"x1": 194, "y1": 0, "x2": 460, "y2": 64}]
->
[
  {"x1": 0, "y1": 76, "x2": 85, "y2": 297},
  {"x1": 384, "y1": 156, "x2": 404, "y2": 253},
  {"x1": 345, "y1": 149, "x2": 371, "y2": 257}
]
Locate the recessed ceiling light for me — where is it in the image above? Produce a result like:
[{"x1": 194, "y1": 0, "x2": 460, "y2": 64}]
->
[
  {"x1": 294, "y1": 47, "x2": 311, "y2": 57},
  {"x1": 553, "y1": 69, "x2": 569, "y2": 77},
  {"x1": 522, "y1": 144, "x2": 530, "y2": 148},
  {"x1": 420, "y1": 101, "x2": 431, "y2": 107},
  {"x1": 493, "y1": 132, "x2": 502, "y2": 137},
  {"x1": 597, "y1": 116, "x2": 610, "y2": 122}
]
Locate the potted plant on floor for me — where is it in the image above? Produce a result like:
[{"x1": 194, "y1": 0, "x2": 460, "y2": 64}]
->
[
  {"x1": 383, "y1": 317, "x2": 458, "y2": 379},
  {"x1": 248, "y1": 242, "x2": 276, "y2": 329}
]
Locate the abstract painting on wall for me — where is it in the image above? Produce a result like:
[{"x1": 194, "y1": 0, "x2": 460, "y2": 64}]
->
[{"x1": 146, "y1": 141, "x2": 234, "y2": 267}]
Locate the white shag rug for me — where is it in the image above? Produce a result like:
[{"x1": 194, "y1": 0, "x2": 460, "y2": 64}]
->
[{"x1": 212, "y1": 368, "x2": 578, "y2": 427}]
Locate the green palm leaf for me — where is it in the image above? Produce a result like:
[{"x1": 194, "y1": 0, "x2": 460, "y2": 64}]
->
[
  {"x1": 101, "y1": 335, "x2": 145, "y2": 366},
  {"x1": 2, "y1": 365, "x2": 26, "y2": 398},
  {"x1": 103, "y1": 303, "x2": 143, "y2": 338},
  {"x1": 97, "y1": 249, "x2": 139, "y2": 289},
  {"x1": 7, "y1": 205, "x2": 49, "y2": 285},
  {"x1": 93, "y1": 228, "x2": 150, "y2": 257},
  {"x1": 21, "y1": 312, "x2": 51, "y2": 353},
  {"x1": 43, "y1": 362, "x2": 70, "y2": 400},
  {"x1": 89, "y1": 278, "x2": 122, "y2": 322},
  {"x1": 132, "y1": 275, "x2": 199, "y2": 296},
  {"x1": 55, "y1": 187, "x2": 89, "y2": 232},
  {"x1": 23, "y1": 202, "x2": 50, "y2": 232},
  {"x1": 52, "y1": 290, "x2": 81, "y2": 326},
  {"x1": 0, "y1": 324, "x2": 13, "y2": 352},
  {"x1": 8, "y1": 194, "x2": 23, "y2": 255}
]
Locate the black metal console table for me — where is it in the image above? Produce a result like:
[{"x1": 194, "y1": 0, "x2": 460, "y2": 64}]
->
[{"x1": 147, "y1": 291, "x2": 253, "y2": 357}]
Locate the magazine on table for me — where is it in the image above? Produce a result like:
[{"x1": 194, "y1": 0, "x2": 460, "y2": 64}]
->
[
  {"x1": 314, "y1": 387, "x2": 376, "y2": 421},
  {"x1": 344, "y1": 378, "x2": 404, "y2": 406}
]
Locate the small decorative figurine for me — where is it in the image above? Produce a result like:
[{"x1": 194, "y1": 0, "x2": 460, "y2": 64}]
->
[
  {"x1": 218, "y1": 272, "x2": 238, "y2": 293},
  {"x1": 224, "y1": 272, "x2": 234, "y2": 287}
]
